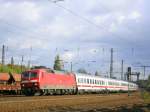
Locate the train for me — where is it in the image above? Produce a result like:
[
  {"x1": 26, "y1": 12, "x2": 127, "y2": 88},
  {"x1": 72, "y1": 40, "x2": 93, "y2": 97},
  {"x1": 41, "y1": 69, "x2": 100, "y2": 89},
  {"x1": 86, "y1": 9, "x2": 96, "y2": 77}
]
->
[
  {"x1": 21, "y1": 68, "x2": 138, "y2": 96},
  {"x1": 0, "y1": 72, "x2": 21, "y2": 94}
]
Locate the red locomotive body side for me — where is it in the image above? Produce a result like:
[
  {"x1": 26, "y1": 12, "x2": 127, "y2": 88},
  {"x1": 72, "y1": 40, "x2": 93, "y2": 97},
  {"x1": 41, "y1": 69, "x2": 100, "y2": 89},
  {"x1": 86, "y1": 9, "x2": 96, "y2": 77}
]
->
[
  {"x1": 39, "y1": 71, "x2": 76, "y2": 90},
  {"x1": 21, "y1": 69, "x2": 77, "y2": 95}
]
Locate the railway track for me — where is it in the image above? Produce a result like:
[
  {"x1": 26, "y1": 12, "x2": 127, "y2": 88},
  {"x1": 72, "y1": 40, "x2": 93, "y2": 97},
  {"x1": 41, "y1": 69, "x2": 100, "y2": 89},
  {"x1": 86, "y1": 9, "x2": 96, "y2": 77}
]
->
[
  {"x1": 0, "y1": 94, "x2": 113, "y2": 102},
  {"x1": 0, "y1": 93, "x2": 125, "y2": 102},
  {"x1": 0, "y1": 95, "x2": 106, "y2": 104},
  {"x1": 0, "y1": 92, "x2": 144, "y2": 112}
]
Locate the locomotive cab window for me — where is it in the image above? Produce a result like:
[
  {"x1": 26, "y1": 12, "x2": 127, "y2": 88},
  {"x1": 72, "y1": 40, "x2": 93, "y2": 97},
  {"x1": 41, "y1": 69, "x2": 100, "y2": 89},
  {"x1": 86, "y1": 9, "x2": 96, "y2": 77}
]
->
[
  {"x1": 30, "y1": 72, "x2": 38, "y2": 78},
  {"x1": 22, "y1": 72, "x2": 38, "y2": 78}
]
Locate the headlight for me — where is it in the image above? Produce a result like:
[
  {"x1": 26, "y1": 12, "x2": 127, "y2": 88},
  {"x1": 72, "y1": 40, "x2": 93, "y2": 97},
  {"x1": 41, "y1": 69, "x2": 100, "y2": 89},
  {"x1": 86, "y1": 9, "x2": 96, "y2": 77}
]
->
[
  {"x1": 22, "y1": 84, "x2": 25, "y2": 87},
  {"x1": 34, "y1": 83, "x2": 38, "y2": 86}
]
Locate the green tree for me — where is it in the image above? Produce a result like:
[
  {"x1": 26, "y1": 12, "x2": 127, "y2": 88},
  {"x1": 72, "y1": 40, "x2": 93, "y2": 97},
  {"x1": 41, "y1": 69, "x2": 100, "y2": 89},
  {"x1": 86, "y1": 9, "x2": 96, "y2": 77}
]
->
[
  {"x1": 95, "y1": 71, "x2": 99, "y2": 76},
  {"x1": 53, "y1": 55, "x2": 63, "y2": 70},
  {"x1": 77, "y1": 68, "x2": 87, "y2": 74}
]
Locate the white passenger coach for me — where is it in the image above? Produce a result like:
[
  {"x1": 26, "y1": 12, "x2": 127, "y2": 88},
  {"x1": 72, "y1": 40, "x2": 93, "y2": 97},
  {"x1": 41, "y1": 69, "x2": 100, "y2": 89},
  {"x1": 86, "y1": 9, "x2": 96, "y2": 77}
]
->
[{"x1": 74, "y1": 73, "x2": 138, "y2": 93}]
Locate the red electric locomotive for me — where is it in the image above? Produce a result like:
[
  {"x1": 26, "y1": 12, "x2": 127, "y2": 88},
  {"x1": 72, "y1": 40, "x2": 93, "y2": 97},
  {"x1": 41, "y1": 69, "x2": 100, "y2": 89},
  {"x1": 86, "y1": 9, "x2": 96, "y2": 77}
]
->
[{"x1": 21, "y1": 68, "x2": 77, "y2": 96}]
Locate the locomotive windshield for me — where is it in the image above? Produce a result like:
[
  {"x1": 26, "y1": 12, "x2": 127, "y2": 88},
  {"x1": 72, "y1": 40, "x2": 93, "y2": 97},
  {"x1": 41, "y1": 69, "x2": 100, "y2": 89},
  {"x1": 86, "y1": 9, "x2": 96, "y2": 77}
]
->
[{"x1": 22, "y1": 72, "x2": 38, "y2": 79}]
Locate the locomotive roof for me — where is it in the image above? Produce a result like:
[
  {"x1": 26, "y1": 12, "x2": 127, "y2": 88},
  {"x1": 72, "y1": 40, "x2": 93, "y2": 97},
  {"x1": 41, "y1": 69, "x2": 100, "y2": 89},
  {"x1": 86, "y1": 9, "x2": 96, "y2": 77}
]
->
[{"x1": 27, "y1": 68, "x2": 71, "y2": 75}]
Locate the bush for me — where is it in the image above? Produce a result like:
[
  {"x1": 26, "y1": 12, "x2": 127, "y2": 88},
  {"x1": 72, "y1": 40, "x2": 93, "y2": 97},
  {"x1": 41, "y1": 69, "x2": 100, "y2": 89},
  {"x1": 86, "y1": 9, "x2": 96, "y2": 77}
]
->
[{"x1": 0, "y1": 64, "x2": 27, "y2": 74}]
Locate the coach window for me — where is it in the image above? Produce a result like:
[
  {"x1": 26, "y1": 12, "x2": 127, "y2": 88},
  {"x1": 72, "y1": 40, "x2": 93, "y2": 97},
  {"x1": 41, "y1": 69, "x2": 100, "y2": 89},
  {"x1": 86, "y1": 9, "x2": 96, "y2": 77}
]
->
[
  {"x1": 81, "y1": 78, "x2": 83, "y2": 83},
  {"x1": 121, "y1": 83, "x2": 126, "y2": 86},
  {"x1": 98, "y1": 81, "x2": 100, "y2": 85},
  {"x1": 102, "y1": 81, "x2": 104, "y2": 85},
  {"x1": 78, "y1": 78, "x2": 81, "y2": 83},
  {"x1": 87, "y1": 79, "x2": 89, "y2": 84},
  {"x1": 84, "y1": 78, "x2": 86, "y2": 83},
  {"x1": 92, "y1": 79, "x2": 94, "y2": 84},
  {"x1": 78, "y1": 78, "x2": 79, "y2": 83},
  {"x1": 100, "y1": 81, "x2": 102, "y2": 85},
  {"x1": 80, "y1": 78, "x2": 82, "y2": 83}
]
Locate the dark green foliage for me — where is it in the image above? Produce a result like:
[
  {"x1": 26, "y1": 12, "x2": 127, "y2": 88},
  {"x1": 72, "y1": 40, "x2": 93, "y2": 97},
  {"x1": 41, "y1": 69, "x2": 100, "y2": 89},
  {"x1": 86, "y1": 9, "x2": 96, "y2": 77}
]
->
[
  {"x1": 95, "y1": 71, "x2": 99, "y2": 76},
  {"x1": 53, "y1": 55, "x2": 63, "y2": 71},
  {"x1": 77, "y1": 68, "x2": 87, "y2": 74},
  {"x1": 138, "y1": 75, "x2": 150, "y2": 91}
]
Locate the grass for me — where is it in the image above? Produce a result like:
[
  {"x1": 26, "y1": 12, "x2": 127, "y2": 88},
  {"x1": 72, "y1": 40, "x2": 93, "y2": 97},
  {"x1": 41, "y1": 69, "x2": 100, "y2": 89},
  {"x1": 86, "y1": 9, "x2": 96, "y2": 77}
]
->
[{"x1": 141, "y1": 90, "x2": 150, "y2": 104}]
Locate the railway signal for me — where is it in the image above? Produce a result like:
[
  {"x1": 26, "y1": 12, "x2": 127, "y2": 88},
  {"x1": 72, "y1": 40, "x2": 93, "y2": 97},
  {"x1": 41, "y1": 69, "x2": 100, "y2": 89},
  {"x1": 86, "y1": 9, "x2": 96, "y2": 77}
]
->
[{"x1": 127, "y1": 67, "x2": 131, "y2": 96}]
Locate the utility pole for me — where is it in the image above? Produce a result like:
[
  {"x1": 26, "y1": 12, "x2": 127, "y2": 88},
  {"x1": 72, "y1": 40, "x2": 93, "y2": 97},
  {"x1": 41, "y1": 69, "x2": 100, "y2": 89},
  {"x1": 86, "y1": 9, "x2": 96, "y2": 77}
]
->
[
  {"x1": 11, "y1": 57, "x2": 14, "y2": 65},
  {"x1": 127, "y1": 67, "x2": 131, "y2": 96},
  {"x1": 10, "y1": 57, "x2": 14, "y2": 69},
  {"x1": 27, "y1": 60, "x2": 31, "y2": 70},
  {"x1": 70, "y1": 62, "x2": 72, "y2": 72},
  {"x1": 121, "y1": 60, "x2": 124, "y2": 80},
  {"x1": 110, "y1": 48, "x2": 113, "y2": 78},
  {"x1": 21, "y1": 55, "x2": 24, "y2": 72},
  {"x1": 140, "y1": 66, "x2": 150, "y2": 80},
  {"x1": 2, "y1": 45, "x2": 5, "y2": 66},
  {"x1": 28, "y1": 46, "x2": 32, "y2": 69}
]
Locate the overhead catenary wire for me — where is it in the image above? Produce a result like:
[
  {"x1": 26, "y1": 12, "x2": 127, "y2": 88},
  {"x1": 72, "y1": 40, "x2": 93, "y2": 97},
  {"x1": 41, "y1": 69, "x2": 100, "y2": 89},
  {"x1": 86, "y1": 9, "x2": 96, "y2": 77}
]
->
[
  {"x1": 48, "y1": 0, "x2": 104, "y2": 30},
  {"x1": 47, "y1": 0, "x2": 142, "y2": 48}
]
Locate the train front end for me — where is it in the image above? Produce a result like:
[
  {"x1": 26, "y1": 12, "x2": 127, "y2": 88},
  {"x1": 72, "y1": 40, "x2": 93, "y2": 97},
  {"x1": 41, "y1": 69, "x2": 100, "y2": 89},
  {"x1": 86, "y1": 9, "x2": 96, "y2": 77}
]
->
[{"x1": 21, "y1": 70, "x2": 41, "y2": 96}]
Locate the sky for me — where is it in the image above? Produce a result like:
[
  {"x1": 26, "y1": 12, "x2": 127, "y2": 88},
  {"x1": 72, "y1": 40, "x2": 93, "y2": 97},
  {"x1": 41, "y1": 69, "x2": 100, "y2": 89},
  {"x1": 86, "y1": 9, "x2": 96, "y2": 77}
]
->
[{"x1": 0, "y1": 0, "x2": 149, "y2": 79}]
